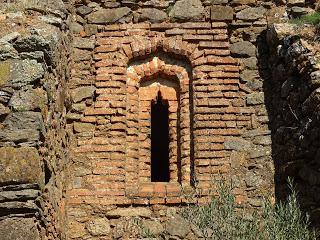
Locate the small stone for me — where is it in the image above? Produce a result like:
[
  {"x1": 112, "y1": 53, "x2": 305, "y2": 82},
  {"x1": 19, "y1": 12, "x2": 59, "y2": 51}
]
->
[
  {"x1": 20, "y1": 51, "x2": 45, "y2": 61},
  {"x1": 141, "y1": 219, "x2": 164, "y2": 236},
  {"x1": 74, "y1": 122, "x2": 95, "y2": 133},
  {"x1": 0, "y1": 218, "x2": 40, "y2": 240},
  {"x1": 84, "y1": 24, "x2": 98, "y2": 36},
  {"x1": 0, "y1": 103, "x2": 10, "y2": 116},
  {"x1": 0, "y1": 42, "x2": 19, "y2": 61},
  {"x1": 6, "y1": 59, "x2": 45, "y2": 88},
  {"x1": 71, "y1": 86, "x2": 96, "y2": 103},
  {"x1": 230, "y1": 41, "x2": 256, "y2": 57},
  {"x1": 86, "y1": 218, "x2": 111, "y2": 236},
  {"x1": 253, "y1": 135, "x2": 271, "y2": 145},
  {"x1": 0, "y1": 32, "x2": 20, "y2": 43},
  {"x1": 224, "y1": 137, "x2": 251, "y2": 151},
  {"x1": 70, "y1": 21, "x2": 84, "y2": 34},
  {"x1": 0, "y1": 189, "x2": 39, "y2": 202},
  {"x1": 139, "y1": 8, "x2": 167, "y2": 23},
  {"x1": 166, "y1": 215, "x2": 190, "y2": 238},
  {"x1": 240, "y1": 70, "x2": 259, "y2": 82},
  {"x1": 287, "y1": 0, "x2": 305, "y2": 6},
  {"x1": 87, "y1": 8, "x2": 132, "y2": 24},
  {"x1": 245, "y1": 173, "x2": 262, "y2": 187},
  {"x1": 76, "y1": 6, "x2": 93, "y2": 16},
  {"x1": 73, "y1": 49, "x2": 91, "y2": 61},
  {"x1": 9, "y1": 88, "x2": 47, "y2": 112},
  {"x1": 0, "y1": 147, "x2": 42, "y2": 185},
  {"x1": 291, "y1": 7, "x2": 308, "y2": 17},
  {"x1": 38, "y1": 16, "x2": 63, "y2": 27},
  {"x1": 169, "y1": 0, "x2": 204, "y2": 20},
  {"x1": 211, "y1": 6, "x2": 234, "y2": 21},
  {"x1": 107, "y1": 207, "x2": 152, "y2": 217},
  {"x1": 73, "y1": 37, "x2": 95, "y2": 50},
  {"x1": 249, "y1": 146, "x2": 271, "y2": 158},
  {"x1": 246, "y1": 92, "x2": 264, "y2": 105},
  {"x1": 242, "y1": 57, "x2": 257, "y2": 70},
  {"x1": 68, "y1": 221, "x2": 86, "y2": 239},
  {"x1": 236, "y1": 7, "x2": 267, "y2": 21}
]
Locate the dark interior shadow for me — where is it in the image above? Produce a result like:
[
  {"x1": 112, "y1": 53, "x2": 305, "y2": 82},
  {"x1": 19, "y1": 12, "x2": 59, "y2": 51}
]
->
[{"x1": 257, "y1": 29, "x2": 320, "y2": 228}]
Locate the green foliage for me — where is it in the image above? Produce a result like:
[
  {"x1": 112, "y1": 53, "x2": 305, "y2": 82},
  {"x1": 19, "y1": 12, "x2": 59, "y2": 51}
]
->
[
  {"x1": 181, "y1": 179, "x2": 317, "y2": 240},
  {"x1": 290, "y1": 12, "x2": 320, "y2": 26}
]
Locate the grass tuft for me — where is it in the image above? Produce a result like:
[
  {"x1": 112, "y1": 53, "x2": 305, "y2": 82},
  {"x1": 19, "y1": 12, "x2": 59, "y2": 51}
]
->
[
  {"x1": 290, "y1": 12, "x2": 320, "y2": 26},
  {"x1": 181, "y1": 178, "x2": 317, "y2": 240}
]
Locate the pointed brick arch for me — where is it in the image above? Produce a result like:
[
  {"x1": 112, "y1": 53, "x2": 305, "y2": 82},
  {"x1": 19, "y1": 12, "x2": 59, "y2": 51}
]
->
[{"x1": 125, "y1": 55, "x2": 194, "y2": 199}]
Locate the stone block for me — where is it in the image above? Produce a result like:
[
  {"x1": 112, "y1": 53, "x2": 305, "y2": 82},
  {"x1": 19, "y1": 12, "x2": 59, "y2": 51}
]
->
[
  {"x1": 107, "y1": 207, "x2": 152, "y2": 217},
  {"x1": 71, "y1": 86, "x2": 96, "y2": 103},
  {"x1": 0, "y1": 218, "x2": 40, "y2": 240},
  {"x1": 86, "y1": 218, "x2": 111, "y2": 236},
  {"x1": 139, "y1": 8, "x2": 167, "y2": 23},
  {"x1": 0, "y1": 59, "x2": 44, "y2": 88},
  {"x1": 166, "y1": 215, "x2": 190, "y2": 238},
  {"x1": 230, "y1": 41, "x2": 256, "y2": 57},
  {"x1": 9, "y1": 88, "x2": 47, "y2": 112},
  {"x1": 87, "y1": 8, "x2": 131, "y2": 24},
  {"x1": 73, "y1": 37, "x2": 95, "y2": 50},
  {"x1": 211, "y1": 6, "x2": 234, "y2": 21},
  {"x1": 0, "y1": 147, "x2": 43, "y2": 185},
  {"x1": 224, "y1": 137, "x2": 251, "y2": 151},
  {"x1": 246, "y1": 92, "x2": 264, "y2": 105},
  {"x1": 169, "y1": 0, "x2": 204, "y2": 20},
  {"x1": 236, "y1": 7, "x2": 267, "y2": 21}
]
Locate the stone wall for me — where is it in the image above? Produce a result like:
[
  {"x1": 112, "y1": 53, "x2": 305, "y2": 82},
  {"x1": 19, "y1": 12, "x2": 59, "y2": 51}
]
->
[
  {"x1": 263, "y1": 23, "x2": 320, "y2": 226},
  {"x1": 0, "y1": 0, "x2": 319, "y2": 239},
  {"x1": 0, "y1": 1, "x2": 71, "y2": 239}
]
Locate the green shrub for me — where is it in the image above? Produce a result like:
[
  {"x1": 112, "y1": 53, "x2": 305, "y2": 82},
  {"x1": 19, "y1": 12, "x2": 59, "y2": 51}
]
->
[
  {"x1": 181, "y1": 179, "x2": 317, "y2": 240},
  {"x1": 290, "y1": 12, "x2": 320, "y2": 26}
]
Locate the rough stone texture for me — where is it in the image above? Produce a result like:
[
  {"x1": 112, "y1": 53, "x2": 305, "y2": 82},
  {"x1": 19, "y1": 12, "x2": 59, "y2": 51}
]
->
[
  {"x1": 236, "y1": 7, "x2": 267, "y2": 20},
  {"x1": 0, "y1": 147, "x2": 42, "y2": 185},
  {"x1": 0, "y1": 218, "x2": 40, "y2": 240},
  {"x1": 230, "y1": 41, "x2": 256, "y2": 57},
  {"x1": 71, "y1": 86, "x2": 96, "y2": 103},
  {"x1": 166, "y1": 215, "x2": 190, "y2": 238},
  {"x1": 86, "y1": 218, "x2": 111, "y2": 236},
  {"x1": 9, "y1": 88, "x2": 47, "y2": 111},
  {"x1": 3, "y1": 59, "x2": 44, "y2": 88},
  {"x1": 211, "y1": 6, "x2": 234, "y2": 21},
  {"x1": 139, "y1": 8, "x2": 168, "y2": 23},
  {"x1": 169, "y1": 0, "x2": 204, "y2": 20},
  {"x1": 87, "y1": 8, "x2": 131, "y2": 24}
]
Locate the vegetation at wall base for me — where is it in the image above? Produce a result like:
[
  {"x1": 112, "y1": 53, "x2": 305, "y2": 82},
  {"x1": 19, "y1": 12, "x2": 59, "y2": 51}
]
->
[
  {"x1": 181, "y1": 179, "x2": 317, "y2": 240},
  {"x1": 290, "y1": 12, "x2": 320, "y2": 26}
]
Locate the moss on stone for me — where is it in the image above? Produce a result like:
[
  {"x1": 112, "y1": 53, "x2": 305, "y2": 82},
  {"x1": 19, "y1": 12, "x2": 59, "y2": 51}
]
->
[{"x1": 0, "y1": 61, "x2": 11, "y2": 86}]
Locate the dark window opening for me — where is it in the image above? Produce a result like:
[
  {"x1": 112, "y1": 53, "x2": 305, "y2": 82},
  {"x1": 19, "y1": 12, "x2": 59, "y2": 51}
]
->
[{"x1": 151, "y1": 91, "x2": 170, "y2": 182}]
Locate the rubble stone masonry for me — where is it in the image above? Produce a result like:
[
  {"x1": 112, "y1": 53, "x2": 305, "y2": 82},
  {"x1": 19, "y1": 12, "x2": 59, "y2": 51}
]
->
[{"x1": 0, "y1": 0, "x2": 319, "y2": 239}]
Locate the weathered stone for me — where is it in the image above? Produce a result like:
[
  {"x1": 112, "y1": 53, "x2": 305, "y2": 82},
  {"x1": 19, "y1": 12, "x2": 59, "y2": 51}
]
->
[
  {"x1": 141, "y1": 219, "x2": 164, "y2": 236},
  {"x1": 71, "y1": 103, "x2": 86, "y2": 112},
  {"x1": 0, "y1": 189, "x2": 39, "y2": 202},
  {"x1": 211, "y1": 6, "x2": 234, "y2": 21},
  {"x1": 84, "y1": 24, "x2": 98, "y2": 36},
  {"x1": 236, "y1": 7, "x2": 267, "y2": 21},
  {"x1": 86, "y1": 218, "x2": 111, "y2": 236},
  {"x1": 68, "y1": 221, "x2": 86, "y2": 239},
  {"x1": 230, "y1": 0, "x2": 256, "y2": 5},
  {"x1": 0, "y1": 32, "x2": 20, "y2": 43},
  {"x1": 1, "y1": 59, "x2": 45, "y2": 88},
  {"x1": 87, "y1": 8, "x2": 132, "y2": 24},
  {"x1": 243, "y1": 129, "x2": 271, "y2": 138},
  {"x1": 0, "y1": 147, "x2": 42, "y2": 185},
  {"x1": 246, "y1": 92, "x2": 264, "y2": 105},
  {"x1": 169, "y1": 0, "x2": 204, "y2": 20},
  {"x1": 74, "y1": 122, "x2": 95, "y2": 133},
  {"x1": 230, "y1": 41, "x2": 256, "y2": 57},
  {"x1": 38, "y1": 16, "x2": 63, "y2": 27},
  {"x1": 291, "y1": 7, "x2": 308, "y2": 16},
  {"x1": 9, "y1": 88, "x2": 47, "y2": 111},
  {"x1": 0, "y1": 103, "x2": 10, "y2": 116},
  {"x1": 13, "y1": 35, "x2": 51, "y2": 54},
  {"x1": 0, "y1": 218, "x2": 40, "y2": 240},
  {"x1": 242, "y1": 57, "x2": 257, "y2": 70},
  {"x1": 139, "y1": 8, "x2": 167, "y2": 23},
  {"x1": 240, "y1": 70, "x2": 259, "y2": 83},
  {"x1": 309, "y1": 71, "x2": 320, "y2": 88},
  {"x1": 71, "y1": 86, "x2": 96, "y2": 103},
  {"x1": 107, "y1": 207, "x2": 152, "y2": 217},
  {"x1": 20, "y1": 51, "x2": 45, "y2": 61},
  {"x1": 166, "y1": 215, "x2": 190, "y2": 238},
  {"x1": 76, "y1": 6, "x2": 93, "y2": 16},
  {"x1": 3, "y1": 112, "x2": 44, "y2": 132},
  {"x1": 70, "y1": 21, "x2": 84, "y2": 34},
  {"x1": 249, "y1": 146, "x2": 271, "y2": 158},
  {"x1": 73, "y1": 49, "x2": 91, "y2": 61},
  {"x1": 224, "y1": 137, "x2": 251, "y2": 151},
  {"x1": 0, "y1": 42, "x2": 19, "y2": 61},
  {"x1": 245, "y1": 173, "x2": 262, "y2": 187},
  {"x1": 73, "y1": 37, "x2": 95, "y2": 50},
  {"x1": 0, "y1": 129, "x2": 40, "y2": 145},
  {"x1": 253, "y1": 135, "x2": 271, "y2": 145},
  {"x1": 287, "y1": 0, "x2": 305, "y2": 6}
]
